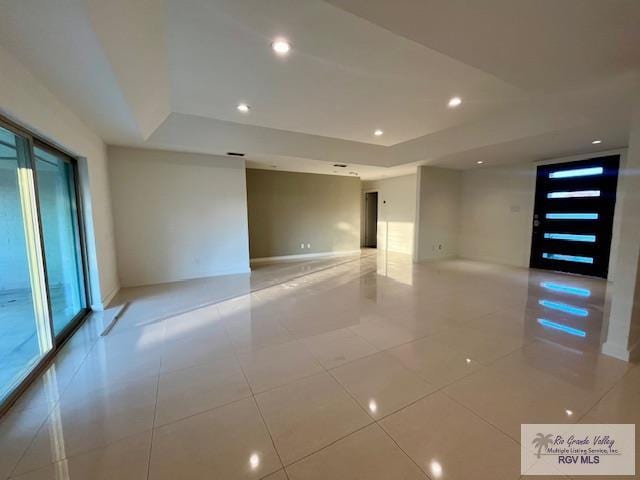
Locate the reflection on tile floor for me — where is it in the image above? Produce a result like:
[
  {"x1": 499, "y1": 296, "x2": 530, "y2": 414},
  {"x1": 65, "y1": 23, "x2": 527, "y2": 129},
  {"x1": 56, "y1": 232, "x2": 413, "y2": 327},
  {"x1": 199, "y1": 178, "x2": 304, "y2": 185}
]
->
[{"x1": 1, "y1": 252, "x2": 638, "y2": 479}]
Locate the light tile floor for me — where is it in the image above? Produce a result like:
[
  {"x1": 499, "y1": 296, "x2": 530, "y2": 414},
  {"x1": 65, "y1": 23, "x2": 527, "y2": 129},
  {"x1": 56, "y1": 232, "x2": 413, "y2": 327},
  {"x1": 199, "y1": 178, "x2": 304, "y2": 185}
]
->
[{"x1": 1, "y1": 252, "x2": 638, "y2": 479}]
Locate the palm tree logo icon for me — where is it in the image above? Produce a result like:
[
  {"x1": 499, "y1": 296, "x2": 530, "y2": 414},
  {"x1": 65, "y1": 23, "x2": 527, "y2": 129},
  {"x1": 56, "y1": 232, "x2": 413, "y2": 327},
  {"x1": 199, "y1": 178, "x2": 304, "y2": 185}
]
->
[{"x1": 532, "y1": 433, "x2": 554, "y2": 459}]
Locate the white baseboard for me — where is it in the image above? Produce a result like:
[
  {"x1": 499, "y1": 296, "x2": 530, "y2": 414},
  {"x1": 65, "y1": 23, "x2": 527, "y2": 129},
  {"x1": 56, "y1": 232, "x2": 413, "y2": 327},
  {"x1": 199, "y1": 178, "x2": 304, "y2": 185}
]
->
[
  {"x1": 121, "y1": 266, "x2": 253, "y2": 289},
  {"x1": 251, "y1": 250, "x2": 361, "y2": 264},
  {"x1": 94, "y1": 286, "x2": 120, "y2": 311},
  {"x1": 601, "y1": 341, "x2": 631, "y2": 362},
  {"x1": 415, "y1": 254, "x2": 458, "y2": 263}
]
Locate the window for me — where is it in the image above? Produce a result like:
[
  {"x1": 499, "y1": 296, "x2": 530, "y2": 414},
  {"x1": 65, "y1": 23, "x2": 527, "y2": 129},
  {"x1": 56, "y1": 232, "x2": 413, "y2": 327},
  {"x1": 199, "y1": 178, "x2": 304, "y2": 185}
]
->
[
  {"x1": 545, "y1": 213, "x2": 598, "y2": 220},
  {"x1": 547, "y1": 190, "x2": 601, "y2": 199},
  {"x1": 542, "y1": 233, "x2": 596, "y2": 242},
  {"x1": 548, "y1": 167, "x2": 603, "y2": 179},
  {"x1": 542, "y1": 253, "x2": 594, "y2": 264}
]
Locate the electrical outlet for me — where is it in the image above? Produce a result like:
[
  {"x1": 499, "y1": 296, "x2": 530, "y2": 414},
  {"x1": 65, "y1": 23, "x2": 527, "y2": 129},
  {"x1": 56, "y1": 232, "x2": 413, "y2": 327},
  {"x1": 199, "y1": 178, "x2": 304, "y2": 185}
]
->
[
  {"x1": 307, "y1": 243, "x2": 311, "y2": 248},
  {"x1": 300, "y1": 243, "x2": 305, "y2": 249}
]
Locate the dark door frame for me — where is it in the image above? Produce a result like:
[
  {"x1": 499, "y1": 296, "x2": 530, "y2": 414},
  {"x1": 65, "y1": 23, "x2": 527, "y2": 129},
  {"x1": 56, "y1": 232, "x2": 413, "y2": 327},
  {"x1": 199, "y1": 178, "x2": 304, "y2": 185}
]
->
[{"x1": 364, "y1": 190, "x2": 379, "y2": 248}]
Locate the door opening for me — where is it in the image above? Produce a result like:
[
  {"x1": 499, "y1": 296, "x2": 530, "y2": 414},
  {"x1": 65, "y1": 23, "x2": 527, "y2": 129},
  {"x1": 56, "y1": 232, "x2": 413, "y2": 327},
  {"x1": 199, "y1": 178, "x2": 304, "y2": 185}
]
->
[
  {"x1": 530, "y1": 155, "x2": 619, "y2": 278},
  {"x1": 364, "y1": 191, "x2": 378, "y2": 248}
]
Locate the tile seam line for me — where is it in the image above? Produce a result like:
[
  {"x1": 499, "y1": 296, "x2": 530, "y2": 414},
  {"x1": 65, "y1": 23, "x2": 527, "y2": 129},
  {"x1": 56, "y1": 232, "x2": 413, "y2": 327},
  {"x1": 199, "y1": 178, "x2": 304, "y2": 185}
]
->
[
  {"x1": 281, "y1": 422, "x2": 374, "y2": 475},
  {"x1": 11, "y1": 369, "x2": 160, "y2": 475},
  {"x1": 155, "y1": 322, "x2": 490, "y2": 416},
  {"x1": 6, "y1": 428, "x2": 154, "y2": 479},
  {"x1": 231, "y1": 333, "x2": 290, "y2": 480},
  {"x1": 5, "y1": 342, "x2": 99, "y2": 478},
  {"x1": 105, "y1": 292, "x2": 618, "y2": 442},
  {"x1": 575, "y1": 365, "x2": 633, "y2": 424},
  {"x1": 243, "y1": 322, "x2": 388, "y2": 475},
  {"x1": 143, "y1": 342, "x2": 631, "y2": 467},
  {"x1": 322, "y1": 365, "x2": 432, "y2": 479},
  {"x1": 441, "y1": 388, "x2": 524, "y2": 446},
  {"x1": 145, "y1": 374, "x2": 161, "y2": 480},
  {"x1": 154, "y1": 347, "x2": 460, "y2": 432}
]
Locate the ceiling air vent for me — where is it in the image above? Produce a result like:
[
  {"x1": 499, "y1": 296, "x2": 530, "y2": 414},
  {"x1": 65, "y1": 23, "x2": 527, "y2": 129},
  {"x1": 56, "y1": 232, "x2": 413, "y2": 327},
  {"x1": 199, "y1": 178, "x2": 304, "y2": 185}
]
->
[
  {"x1": 333, "y1": 164, "x2": 347, "y2": 168},
  {"x1": 227, "y1": 152, "x2": 245, "y2": 157}
]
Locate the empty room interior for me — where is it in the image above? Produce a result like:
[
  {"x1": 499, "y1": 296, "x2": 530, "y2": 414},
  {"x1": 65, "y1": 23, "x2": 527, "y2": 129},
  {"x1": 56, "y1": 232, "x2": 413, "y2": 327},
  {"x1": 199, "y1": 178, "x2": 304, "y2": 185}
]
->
[{"x1": 1, "y1": 1, "x2": 640, "y2": 479}]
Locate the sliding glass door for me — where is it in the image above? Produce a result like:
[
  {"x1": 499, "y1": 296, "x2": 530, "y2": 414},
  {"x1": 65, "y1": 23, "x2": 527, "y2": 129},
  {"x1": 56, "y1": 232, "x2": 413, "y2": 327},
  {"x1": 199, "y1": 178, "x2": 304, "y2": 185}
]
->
[
  {"x1": 34, "y1": 145, "x2": 86, "y2": 335},
  {"x1": 0, "y1": 121, "x2": 88, "y2": 407}
]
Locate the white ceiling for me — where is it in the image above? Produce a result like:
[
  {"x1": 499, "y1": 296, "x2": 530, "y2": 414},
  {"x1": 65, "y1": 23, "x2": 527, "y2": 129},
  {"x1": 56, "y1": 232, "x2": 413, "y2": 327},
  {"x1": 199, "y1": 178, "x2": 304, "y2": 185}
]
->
[
  {"x1": 0, "y1": 0, "x2": 638, "y2": 179},
  {"x1": 326, "y1": 0, "x2": 640, "y2": 92},
  {"x1": 167, "y1": 0, "x2": 523, "y2": 146}
]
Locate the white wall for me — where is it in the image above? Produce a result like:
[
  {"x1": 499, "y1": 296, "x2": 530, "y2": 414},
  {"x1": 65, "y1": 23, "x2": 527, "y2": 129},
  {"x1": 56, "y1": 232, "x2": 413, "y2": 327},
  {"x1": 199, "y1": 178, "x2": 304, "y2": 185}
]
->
[
  {"x1": 108, "y1": 147, "x2": 250, "y2": 287},
  {"x1": 0, "y1": 45, "x2": 118, "y2": 308},
  {"x1": 603, "y1": 95, "x2": 640, "y2": 361},
  {"x1": 362, "y1": 174, "x2": 417, "y2": 256},
  {"x1": 458, "y1": 163, "x2": 536, "y2": 267},
  {"x1": 415, "y1": 166, "x2": 461, "y2": 261}
]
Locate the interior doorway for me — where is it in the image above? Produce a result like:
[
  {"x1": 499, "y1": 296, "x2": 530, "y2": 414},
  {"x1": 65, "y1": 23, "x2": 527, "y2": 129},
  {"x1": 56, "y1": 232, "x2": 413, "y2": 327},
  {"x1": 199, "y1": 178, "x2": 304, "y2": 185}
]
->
[
  {"x1": 364, "y1": 191, "x2": 378, "y2": 248},
  {"x1": 529, "y1": 155, "x2": 619, "y2": 278}
]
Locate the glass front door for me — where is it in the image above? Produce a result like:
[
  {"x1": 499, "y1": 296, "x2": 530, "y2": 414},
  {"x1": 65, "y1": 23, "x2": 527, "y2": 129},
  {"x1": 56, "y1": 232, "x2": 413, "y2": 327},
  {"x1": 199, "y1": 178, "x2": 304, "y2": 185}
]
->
[
  {"x1": 0, "y1": 122, "x2": 87, "y2": 407},
  {"x1": 530, "y1": 155, "x2": 620, "y2": 278}
]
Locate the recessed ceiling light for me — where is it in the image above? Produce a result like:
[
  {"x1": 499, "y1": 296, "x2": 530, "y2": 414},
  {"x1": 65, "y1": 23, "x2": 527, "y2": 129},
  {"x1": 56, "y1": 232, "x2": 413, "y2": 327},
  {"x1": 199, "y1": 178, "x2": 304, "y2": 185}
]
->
[
  {"x1": 448, "y1": 96, "x2": 462, "y2": 108},
  {"x1": 477, "y1": 161, "x2": 484, "y2": 164},
  {"x1": 237, "y1": 103, "x2": 250, "y2": 113},
  {"x1": 374, "y1": 129, "x2": 384, "y2": 136},
  {"x1": 592, "y1": 139, "x2": 602, "y2": 144},
  {"x1": 272, "y1": 39, "x2": 291, "y2": 55}
]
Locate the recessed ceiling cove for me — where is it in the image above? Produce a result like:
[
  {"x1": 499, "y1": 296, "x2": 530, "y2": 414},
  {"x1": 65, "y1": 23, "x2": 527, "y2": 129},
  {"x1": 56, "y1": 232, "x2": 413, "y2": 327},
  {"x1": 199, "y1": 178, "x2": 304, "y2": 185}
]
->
[
  {"x1": 166, "y1": 0, "x2": 524, "y2": 146},
  {"x1": 0, "y1": 0, "x2": 637, "y2": 175}
]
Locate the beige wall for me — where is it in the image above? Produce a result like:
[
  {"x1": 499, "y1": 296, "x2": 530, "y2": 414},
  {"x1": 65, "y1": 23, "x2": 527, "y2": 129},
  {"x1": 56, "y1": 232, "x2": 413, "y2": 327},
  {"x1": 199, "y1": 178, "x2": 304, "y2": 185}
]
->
[
  {"x1": 362, "y1": 174, "x2": 417, "y2": 256},
  {"x1": 246, "y1": 169, "x2": 360, "y2": 259},
  {"x1": 415, "y1": 166, "x2": 461, "y2": 261},
  {"x1": 108, "y1": 147, "x2": 250, "y2": 287}
]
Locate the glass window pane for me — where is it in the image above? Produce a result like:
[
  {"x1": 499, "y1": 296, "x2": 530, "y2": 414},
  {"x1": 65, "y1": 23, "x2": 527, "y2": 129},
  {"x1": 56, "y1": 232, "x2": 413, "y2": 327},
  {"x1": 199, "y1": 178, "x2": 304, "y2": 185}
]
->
[
  {"x1": 548, "y1": 167, "x2": 603, "y2": 178},
  {"x1": 542, "y1": 253, "x2": 594, "y2": 264},
  {"x1": 34, "y1": 146, "x2": 86, "y2": 335},
  {"x1": 543, "y1": 233, "x2": 596, "y2": 242},
  {"x1": 547, "y1": 190, "x2": 601, "y2": 199},
  {"x1": 545, "y1": 213, "x2": 598, "y2": 220},
  {"x1": 0, "y1": 126, "x2": 52, "y2": 402}
]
